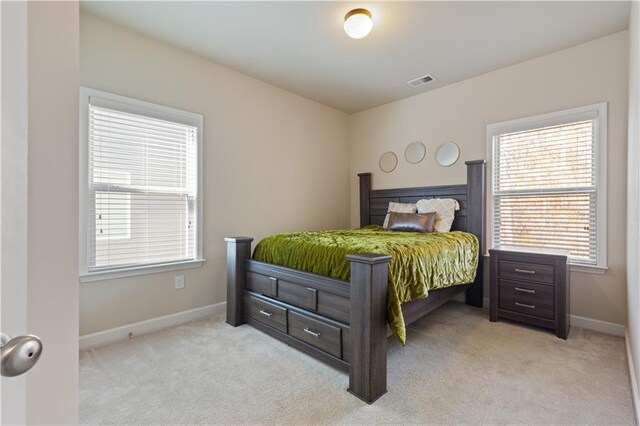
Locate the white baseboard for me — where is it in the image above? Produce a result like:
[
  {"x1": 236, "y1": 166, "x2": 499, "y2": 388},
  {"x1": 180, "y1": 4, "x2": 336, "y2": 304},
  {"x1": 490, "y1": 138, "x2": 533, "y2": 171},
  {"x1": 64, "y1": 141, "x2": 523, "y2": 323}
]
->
[
  {"x1": 626, "y1": 330, "x2": 640, "y2": 424},
  {"x1": 479, "y1": 296, "x2": 624, "y2": 336},
  {"x1": 570, "y1": 314, "x2": 625, "y2": 337},
  {"x1": 79, "y1": 302, "x2": 226, "y2": 350}
]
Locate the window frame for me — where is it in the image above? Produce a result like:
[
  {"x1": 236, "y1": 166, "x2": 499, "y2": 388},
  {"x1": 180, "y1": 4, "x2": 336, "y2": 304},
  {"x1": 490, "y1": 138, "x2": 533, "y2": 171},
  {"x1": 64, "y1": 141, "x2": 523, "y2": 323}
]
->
[
  {"x1": 486, "y1": 102, "x2": 608, "y2": 275},
  {"x1": 79, "y1": 87, "x2": 205, "y2": 283}
]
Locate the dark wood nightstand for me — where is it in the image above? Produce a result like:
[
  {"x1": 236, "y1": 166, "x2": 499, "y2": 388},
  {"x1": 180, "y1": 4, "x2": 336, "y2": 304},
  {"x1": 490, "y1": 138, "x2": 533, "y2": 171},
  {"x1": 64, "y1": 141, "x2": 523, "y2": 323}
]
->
[{"x1": 489, "y1": 247, "x2": 569, "y2": 339}]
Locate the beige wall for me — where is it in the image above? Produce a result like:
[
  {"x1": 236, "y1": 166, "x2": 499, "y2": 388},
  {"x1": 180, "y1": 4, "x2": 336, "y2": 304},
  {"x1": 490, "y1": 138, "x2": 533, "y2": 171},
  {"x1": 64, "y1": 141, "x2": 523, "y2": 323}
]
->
[
  {"x1": 350, "y1": 32, "x2": 629, "y2": 325},
  {"x1": 626, "y1": 0, "x2": 640, "y2": 409},
  {"x1": 79, "y1": 13, "x2": 350, "y2": 335},
  {"x1": 80, "y1": 12, "x2": 630, "y2": 333},
  {"x1": 27, "y1": 2, "x2": 79, "y2": 423}
]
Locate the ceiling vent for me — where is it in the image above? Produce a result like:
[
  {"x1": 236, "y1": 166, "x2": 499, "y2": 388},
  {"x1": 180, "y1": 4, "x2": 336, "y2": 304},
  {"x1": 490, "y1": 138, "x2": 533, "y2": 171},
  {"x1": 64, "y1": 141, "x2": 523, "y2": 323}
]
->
[{"x1": 407, "y1": 74, "x2": 435, "y2": 88}]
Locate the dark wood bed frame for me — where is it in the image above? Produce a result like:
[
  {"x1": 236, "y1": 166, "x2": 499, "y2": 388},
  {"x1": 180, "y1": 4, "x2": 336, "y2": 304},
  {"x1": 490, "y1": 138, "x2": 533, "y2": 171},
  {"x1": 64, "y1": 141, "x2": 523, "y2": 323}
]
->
[{"x1": 226, "y1": 160, "x2": 485, "y2": 403}]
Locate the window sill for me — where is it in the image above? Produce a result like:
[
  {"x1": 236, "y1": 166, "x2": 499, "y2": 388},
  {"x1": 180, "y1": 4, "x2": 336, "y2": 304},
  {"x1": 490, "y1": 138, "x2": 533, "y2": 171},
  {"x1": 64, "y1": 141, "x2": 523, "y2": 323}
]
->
[
  {"x1": 79, "y1": 259, "x2": 205, "y2": 283},
  {"x1": 569, "y1": 263, "x2": 608, "y2": 275}
]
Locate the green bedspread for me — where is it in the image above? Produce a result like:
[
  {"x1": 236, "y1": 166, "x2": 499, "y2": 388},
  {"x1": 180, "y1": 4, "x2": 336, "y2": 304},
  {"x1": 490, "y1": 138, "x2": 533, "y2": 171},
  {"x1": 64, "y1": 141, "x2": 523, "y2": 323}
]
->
[{"x1": 253, "y1": 226, "x2": 479, "y2": 344}]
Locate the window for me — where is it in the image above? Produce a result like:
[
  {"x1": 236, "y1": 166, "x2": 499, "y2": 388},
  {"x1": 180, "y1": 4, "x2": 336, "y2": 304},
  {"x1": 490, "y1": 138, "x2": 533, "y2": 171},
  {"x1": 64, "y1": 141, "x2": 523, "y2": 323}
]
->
[
  {"x1": 487, "y1": 103, "x2": 607, "y2": 273},
  {"x1": 80, "y1": 88, "x2": 203, "y2": 282},
  {"x1": 94, "y1": 169, "x2": 131, "y2": 240}
]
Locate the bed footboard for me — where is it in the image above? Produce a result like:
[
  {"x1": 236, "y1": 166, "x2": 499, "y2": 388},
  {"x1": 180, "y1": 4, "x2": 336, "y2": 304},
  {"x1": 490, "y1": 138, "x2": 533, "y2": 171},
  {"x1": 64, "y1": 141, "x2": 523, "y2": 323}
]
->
[{"x1": 225, "y1": 237, "x2": 391, "y2": 404}]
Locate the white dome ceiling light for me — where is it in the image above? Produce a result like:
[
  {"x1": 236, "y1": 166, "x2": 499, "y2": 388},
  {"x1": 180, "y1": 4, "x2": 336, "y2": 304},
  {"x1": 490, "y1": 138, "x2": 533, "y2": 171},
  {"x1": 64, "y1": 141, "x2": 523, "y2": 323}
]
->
[{"x1": 344, "y1": 8, "x2": 373, "y2": 39}]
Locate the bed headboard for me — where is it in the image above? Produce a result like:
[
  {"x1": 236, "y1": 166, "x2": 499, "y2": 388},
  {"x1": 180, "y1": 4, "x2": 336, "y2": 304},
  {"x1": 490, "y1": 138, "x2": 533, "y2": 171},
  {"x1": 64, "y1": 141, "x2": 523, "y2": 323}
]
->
[{"x1": 358, "y1": 160, "x2": 486, "y2": 306}]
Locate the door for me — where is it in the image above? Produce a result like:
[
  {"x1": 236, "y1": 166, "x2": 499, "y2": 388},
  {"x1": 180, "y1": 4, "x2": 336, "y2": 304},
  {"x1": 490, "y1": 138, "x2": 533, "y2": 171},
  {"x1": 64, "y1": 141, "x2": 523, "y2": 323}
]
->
[
  {"x1": 1, "y1": 2, "x2": 80, "y2": 423},
  {"x1": 1, "y1": 1, "x2": 29, "y2": 423}
]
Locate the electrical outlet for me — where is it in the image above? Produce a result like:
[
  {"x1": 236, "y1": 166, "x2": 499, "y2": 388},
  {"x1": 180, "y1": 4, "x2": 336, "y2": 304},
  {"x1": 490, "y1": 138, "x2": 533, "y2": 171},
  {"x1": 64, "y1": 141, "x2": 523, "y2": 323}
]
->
[{"x1": 175, "y1": 275, "x2": 185, "y2": 289}]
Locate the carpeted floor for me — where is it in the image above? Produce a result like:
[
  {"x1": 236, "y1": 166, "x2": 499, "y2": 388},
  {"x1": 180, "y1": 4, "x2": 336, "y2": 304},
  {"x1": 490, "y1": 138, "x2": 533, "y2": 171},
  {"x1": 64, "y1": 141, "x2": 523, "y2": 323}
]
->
[{"x1": 80, "y1": 301, "x2": 636, "y2": 425}]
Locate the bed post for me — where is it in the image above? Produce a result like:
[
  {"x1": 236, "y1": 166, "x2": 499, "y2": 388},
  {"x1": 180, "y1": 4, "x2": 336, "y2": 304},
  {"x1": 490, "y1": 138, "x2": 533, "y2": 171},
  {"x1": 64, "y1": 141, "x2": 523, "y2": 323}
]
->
[
  {"x1": 358, "y1": 173, "x2": 372, "y2": 227},
  {"x1": 346, "y1": 253, "x2": 391, "y2": 404},
  {"x1": 464, "y1": 160, "x2": 486, "y2": 307},
  {"x1": 225, "y1": 236, "x2": 254, "y2": 326}
]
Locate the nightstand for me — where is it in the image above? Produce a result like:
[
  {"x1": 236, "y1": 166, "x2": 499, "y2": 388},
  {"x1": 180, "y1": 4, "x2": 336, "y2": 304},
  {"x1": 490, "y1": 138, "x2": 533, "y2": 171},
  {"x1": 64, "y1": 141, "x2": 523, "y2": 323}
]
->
[{"x1": 489, "y1": 247, "x2": 569, "y2": 339}]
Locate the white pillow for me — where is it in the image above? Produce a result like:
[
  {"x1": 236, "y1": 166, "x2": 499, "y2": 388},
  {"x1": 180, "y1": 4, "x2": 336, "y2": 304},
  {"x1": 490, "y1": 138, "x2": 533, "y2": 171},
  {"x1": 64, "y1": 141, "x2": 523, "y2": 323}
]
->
[
  {"x1": 382, "y1": 202, "x2": 416, "y2": 228},
  {"x1": 416, "y1": 198, "x2": 460, "y2": 232}
]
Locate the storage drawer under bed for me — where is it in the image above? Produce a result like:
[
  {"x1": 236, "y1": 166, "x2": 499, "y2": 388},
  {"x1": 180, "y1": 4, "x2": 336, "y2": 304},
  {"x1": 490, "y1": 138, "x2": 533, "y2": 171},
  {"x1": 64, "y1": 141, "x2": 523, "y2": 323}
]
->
[
  {"x1": 244, "y1": 293, "x2": 287, "y2": 332},
  {"x1": 288, "y1": 310, "x2": 343, "y2": 359},
  {"x1": 244, "y1": 291, "x2": 350, "y2": 362},
  {"x1": 245, "y1": 269, "x2": 350, "y2": 324}
]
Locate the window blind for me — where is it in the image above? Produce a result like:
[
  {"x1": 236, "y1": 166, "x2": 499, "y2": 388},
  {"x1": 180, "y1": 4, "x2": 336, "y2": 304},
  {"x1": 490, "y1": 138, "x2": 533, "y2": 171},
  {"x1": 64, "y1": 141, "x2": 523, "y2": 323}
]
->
[
  {"x1": 87, "y1": 100, "x2": 198, "y2": 272},
  {"x1": 492, "y1": 117, "x2": 598, "y2": 264}
]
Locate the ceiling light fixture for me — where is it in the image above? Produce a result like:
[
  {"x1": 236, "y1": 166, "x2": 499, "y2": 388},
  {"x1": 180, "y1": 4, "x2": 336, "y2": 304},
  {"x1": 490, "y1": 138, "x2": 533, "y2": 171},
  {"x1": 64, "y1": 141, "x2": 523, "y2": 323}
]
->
[{"x1": 344, "y1": 8, "x2": 372, "y2": 39}]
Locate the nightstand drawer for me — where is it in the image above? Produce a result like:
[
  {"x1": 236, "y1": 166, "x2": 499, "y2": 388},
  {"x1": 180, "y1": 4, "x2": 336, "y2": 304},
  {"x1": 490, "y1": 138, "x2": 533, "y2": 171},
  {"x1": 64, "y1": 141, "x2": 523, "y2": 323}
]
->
[
  {"x1": 499, "y1": 280, "x2": 554, "y2": 319},
  {"x1": 498, "y1": 259, "x2": 555, "y2": 285}
]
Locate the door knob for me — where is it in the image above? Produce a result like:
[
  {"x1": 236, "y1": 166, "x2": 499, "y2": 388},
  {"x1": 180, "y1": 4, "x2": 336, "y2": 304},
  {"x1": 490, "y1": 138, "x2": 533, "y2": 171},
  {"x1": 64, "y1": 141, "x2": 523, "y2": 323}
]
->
[{"x1": 1, "y1": 333, "x2": 43, "y2": 377}]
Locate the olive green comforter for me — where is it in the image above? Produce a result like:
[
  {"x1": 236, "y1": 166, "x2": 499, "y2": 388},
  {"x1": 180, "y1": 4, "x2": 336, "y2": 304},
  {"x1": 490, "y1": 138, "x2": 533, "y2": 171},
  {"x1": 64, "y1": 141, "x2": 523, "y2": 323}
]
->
[{"x1": 253, "y1": 226, "x2": 479, "y2": 344}]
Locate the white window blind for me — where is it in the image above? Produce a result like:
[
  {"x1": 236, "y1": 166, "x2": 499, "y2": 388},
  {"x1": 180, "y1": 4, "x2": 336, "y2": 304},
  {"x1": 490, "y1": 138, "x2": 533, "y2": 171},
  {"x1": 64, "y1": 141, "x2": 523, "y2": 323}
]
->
[
  {"x1": 491, "y1": 107, "x2": 604, "y2": 266},
  {"x1": 86, "y1": 96, "x2": 199, "y2": 273}
]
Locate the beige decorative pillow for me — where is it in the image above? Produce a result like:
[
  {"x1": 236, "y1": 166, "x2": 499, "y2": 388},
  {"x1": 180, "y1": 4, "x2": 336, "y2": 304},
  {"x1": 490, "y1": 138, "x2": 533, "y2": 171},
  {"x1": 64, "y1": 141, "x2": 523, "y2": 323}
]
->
[
  {"x1": 416, "y1": 198, "x2": 460, "y2": 232},
  {"x1": 382, "y1": 202, "x2": 416, "y2": 228}
]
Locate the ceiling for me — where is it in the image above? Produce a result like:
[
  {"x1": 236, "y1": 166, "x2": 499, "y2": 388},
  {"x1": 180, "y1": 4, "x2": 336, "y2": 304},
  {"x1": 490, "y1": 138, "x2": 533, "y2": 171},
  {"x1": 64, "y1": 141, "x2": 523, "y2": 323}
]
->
[{"x1": 80, "y1": 1, "x2": 631, "y2": 113}]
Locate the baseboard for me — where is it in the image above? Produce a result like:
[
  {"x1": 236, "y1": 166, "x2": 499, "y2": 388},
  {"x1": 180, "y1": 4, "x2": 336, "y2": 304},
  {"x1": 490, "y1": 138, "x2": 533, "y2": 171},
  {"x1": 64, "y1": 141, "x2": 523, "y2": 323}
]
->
[
  {"x1": 569, "y1": 314, "x2": 625, "y2": 337},
  {"x1": 79, "y1": 302, "x2": 226, "y2": 350},
  {"x1": 626, "y1": 330, "x2": 640, "y2": 424},
  {"x1": 480, "y1": 297, "x2": 625, "y2": 337}
]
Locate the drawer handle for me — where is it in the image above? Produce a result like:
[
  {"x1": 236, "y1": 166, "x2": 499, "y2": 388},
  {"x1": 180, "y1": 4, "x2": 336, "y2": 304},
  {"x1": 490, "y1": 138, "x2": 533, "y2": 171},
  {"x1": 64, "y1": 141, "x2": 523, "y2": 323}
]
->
[
  {"x1": 514, "y1": 268, "x2": 536, "y2": 275},
  {"x1": 259, "y1": 310, "x2": 273, "y2": 317},
  {"x1": 515, "y1": 287, "x2": 536, "y2": 294},
  {"x1": 269, "y1": 277, "x2": 277, "y2": 281},
  {"x1": 303, "y1": 328, "x2": 321, "y2": 338},
  {"x1": 515, "y1": 302, "x2": 536, "y2": 309}
]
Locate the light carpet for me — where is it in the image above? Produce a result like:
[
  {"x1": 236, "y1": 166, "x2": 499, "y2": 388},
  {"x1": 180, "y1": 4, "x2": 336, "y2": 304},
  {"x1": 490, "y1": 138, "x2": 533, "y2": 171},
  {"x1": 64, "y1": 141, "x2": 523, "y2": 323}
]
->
[{"x1": 80, "y1": 301, "x2": 635, "y2": 425}]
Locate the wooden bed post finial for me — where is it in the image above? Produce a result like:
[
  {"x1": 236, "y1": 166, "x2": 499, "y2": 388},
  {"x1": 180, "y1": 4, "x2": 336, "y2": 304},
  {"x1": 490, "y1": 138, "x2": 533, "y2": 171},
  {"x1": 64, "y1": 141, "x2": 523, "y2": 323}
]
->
[
  {"x1": 346, "y1": 252, "x2": 391, "y2": 404},
  {"x1": 464, "y1": 160, "x2": 486, "y2": 308},
  {"x1": 358, "y1": 173, "x2": 372, "y2": 227},
  {"x1": 225, "y1": 236, "x2": 254, "y2": 327}
]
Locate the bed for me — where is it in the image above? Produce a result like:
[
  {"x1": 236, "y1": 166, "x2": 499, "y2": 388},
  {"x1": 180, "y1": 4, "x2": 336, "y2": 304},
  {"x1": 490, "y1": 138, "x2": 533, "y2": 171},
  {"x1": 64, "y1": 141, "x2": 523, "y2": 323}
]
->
[{"x1": 225, "y1": 160, "x2": 485, "y2": 403}]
